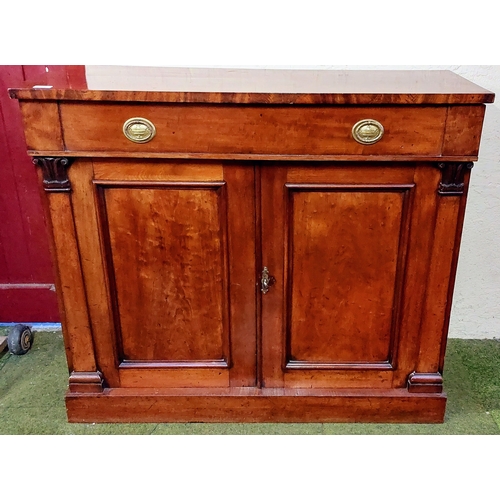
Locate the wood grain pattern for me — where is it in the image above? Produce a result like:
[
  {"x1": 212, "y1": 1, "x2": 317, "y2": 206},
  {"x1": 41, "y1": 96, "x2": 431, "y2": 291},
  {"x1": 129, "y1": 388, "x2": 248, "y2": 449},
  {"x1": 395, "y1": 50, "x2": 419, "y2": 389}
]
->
[
  {"x1": 68, "y1": 160, "x2": 121, "y2": 387},
  {"x1": 442, "y1": 105, "x2": 486, "y2": 156},
  {"x1": 99, "y1": 182, "x2": 228, "y2": 363},
  {"x1": 18, "y1": 101, "x2": 63, "y2": 151},
  {"x1": 415, "y1": 168, "x2": 473, "y2": 387},
  {"x1": 439, "y1": 172, "x2": 472, "y2": 372},
  {"x1": 93, "y1": 160, "x2": 223, "y2": 181},
  {"x1": 286, "y1": 163, "x2": 417, "y2": 185},
  {"x1": 283, "y1": 369, "x2": 394, "y2": 389},
  {"x1": 9, "y1": 68, "x2": 494, "y2": 104},
  {"x1": 35, "y1": 168, "x2": 73, "y2": 366},
  {"x1": 118, "y1": 367, "x2": 229, "y2": 388},
  {"x1": 66, "y1": 387, "x2": 447, "y2": 423},
  {"x1": 416, "y1": 195, "x2": 460, "y2": 378},
  {"x1": 59, "y1": 103, "x2": 447, "y2": 156},
  {"x1": 24, "y1": 151, "x2": 481, "y2": 162},
  {"x1": 286, "y1": 184, "x2": 410, "y2": 366},
  {"x1": 260, "y1": 165, "x2": 287, "y2": 388},
  {"x1": 223, "y1": 164, "x2": 257, "y2": 387},
  {"x1": 46, "y1": 191, "x2": 97, "y2": 374},
  {"x1": 392, "y1": 166, "x2": 441, "y2": 387}
]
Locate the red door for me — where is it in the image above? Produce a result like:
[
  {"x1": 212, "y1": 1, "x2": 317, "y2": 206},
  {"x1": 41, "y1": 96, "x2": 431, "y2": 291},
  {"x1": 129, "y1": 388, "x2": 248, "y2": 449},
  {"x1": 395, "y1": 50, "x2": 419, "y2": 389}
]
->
[{"x1": 0, "y1": 65, "x2": 87, "y2": 322}]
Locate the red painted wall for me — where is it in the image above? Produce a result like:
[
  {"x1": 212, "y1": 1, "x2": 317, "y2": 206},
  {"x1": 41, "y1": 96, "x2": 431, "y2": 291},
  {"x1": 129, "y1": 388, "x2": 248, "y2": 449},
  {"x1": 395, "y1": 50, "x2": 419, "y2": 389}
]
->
[{"x1": 0, "y1": 65, "x2": 87, "y2": 322}]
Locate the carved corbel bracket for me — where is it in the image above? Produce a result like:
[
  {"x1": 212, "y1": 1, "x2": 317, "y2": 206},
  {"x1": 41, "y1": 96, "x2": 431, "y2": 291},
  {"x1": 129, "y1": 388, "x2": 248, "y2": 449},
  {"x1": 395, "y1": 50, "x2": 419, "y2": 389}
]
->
[
  {"x1": 436, "y1": 162, "x2": 474, "y2": 196},
  {"x1": 407, "y1": 372, "x2": 443, "y2": 393},
  {"x1": 33, "y1": 157, "x2": 75, "y2": 192},
  {"x1": 69, "y1": 371, "x2": 104, "y2": 394}
]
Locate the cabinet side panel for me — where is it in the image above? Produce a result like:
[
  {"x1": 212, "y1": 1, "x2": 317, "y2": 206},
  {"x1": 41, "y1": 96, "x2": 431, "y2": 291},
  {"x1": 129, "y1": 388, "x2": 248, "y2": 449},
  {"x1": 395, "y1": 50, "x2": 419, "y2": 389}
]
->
[{"x1": 100, "y1": 183, "x2": 228, "y2": 363}]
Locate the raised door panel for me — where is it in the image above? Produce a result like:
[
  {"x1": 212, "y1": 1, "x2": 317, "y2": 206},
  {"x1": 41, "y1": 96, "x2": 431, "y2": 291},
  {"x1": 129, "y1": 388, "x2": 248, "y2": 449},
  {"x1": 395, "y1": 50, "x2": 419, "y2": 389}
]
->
[
  {"x1": 261, "y1": 163, "x2": 438, "y2": 389},
  {"x1": 287, "y1": 184, "x2": 411, "y2": 367},
  {"x1": 99, "y1": 183, "x2": 229, "y2": 365},
  {"x1": 71, "y1": 161, "x2": 256, "y2": 388}
]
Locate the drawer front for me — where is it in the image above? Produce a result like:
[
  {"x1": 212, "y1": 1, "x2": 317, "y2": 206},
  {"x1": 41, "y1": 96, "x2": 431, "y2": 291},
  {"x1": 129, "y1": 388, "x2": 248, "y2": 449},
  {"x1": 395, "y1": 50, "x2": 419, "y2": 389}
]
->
[{"x1": 59, "y1": 103, "x2": 447, "y2": 156}]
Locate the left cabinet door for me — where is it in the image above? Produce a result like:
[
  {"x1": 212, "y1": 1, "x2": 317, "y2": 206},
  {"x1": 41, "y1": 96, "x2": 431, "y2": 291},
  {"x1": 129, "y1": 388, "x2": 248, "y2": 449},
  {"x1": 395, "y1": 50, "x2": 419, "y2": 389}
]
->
[{"x1": 68, "y1": 160, "x2": 257, "y2": 389}]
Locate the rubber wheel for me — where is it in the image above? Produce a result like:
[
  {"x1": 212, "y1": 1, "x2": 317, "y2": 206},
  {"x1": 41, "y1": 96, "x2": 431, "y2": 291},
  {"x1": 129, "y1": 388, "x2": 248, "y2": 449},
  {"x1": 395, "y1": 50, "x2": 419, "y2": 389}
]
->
[{"x1": 7, "y1": 324, "x2": 34, "y2": 355}]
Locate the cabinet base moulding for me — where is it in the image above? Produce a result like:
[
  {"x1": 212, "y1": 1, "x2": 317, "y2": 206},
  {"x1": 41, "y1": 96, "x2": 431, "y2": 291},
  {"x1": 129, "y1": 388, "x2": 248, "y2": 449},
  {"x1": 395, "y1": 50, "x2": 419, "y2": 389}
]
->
[
  {"x1": 65, "y1": 388, "x2": 447, "y2": 424},
  {"x1": 68, "y1": 371, "x2": 104, "y2": 393}
]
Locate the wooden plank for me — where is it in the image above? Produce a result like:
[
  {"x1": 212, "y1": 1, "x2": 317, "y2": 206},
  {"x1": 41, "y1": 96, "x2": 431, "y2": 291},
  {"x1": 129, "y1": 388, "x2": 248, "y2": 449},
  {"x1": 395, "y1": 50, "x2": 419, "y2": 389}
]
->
[
  {"x1": 283, "y1": 370, "x2": 394, "y2": 389},
  {"x1": 393, "y1": 165, "x2": 442, "y2": 387},
  {"x1": 10, "y1": 68, "x2": 494, "y2": 104},
  {"x1": 93, "y1": 160, "x2": 224, "y2": 181},
  {"x1": 46, "y1": 191, "x2": 96, "y2": 373},
  {"x1": 260, "y1": 165, "x2": 287, "y2": 388},
  {"x1": 119, "y1": 368, "x2": 229, "y2": 388},
  {"x1": 68, "y1": 161, "x2": 120, "y2": 387},
  {"x1": 416, "y1": 196, "x2": 461, "y2": 377},
  {"x1": 23, "y1": 152, "x2": 481, "y2": 162},
  {"x1": 66, "y1": 388, "x2": 447, "y2": 423},
  {"x1": 223, "y1": 164, "x2": 257, "y2": 387}
]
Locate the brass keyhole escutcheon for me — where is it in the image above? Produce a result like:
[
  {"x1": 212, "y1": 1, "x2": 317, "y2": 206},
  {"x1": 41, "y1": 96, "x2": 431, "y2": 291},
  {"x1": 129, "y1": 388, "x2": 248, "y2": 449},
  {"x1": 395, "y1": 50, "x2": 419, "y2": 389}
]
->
[
  {"x1": 352, "y1": 119, "x2": 384, "y2": 145},
  {"x1": 261, "y1": 267, "x2": 276, "y2": 294},
  {"x1": 123, "y1": 117, "x2": 156, "y2": 143}
]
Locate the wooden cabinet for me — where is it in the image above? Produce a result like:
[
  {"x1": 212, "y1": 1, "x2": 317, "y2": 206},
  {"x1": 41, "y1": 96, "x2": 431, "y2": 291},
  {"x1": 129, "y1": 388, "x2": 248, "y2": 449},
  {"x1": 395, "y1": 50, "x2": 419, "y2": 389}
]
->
[{"x1": 10, "y1": 68, "x2": 494, "y2": 423}]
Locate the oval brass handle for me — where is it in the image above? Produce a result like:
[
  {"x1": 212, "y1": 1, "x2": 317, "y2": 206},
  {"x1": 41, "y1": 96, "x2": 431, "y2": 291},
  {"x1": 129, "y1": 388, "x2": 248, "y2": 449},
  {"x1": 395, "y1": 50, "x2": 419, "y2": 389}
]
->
[
  {"x1": 352, "y1": 119, "x2": 384, "y2": 145},
  {"x1": 123, "y1": 117, "x2": 156, "y2": 143}
]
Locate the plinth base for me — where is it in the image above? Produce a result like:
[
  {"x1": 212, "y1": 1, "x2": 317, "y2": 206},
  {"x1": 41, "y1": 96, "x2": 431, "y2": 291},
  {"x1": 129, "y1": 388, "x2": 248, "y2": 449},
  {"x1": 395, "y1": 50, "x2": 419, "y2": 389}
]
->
[{"x1": 66, "y1": 387, "x2": 446, "y2": 424}]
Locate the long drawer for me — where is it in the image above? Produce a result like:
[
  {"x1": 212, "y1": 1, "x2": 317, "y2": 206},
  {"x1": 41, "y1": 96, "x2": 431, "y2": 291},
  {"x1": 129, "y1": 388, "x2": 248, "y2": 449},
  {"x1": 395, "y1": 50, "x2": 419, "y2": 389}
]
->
[{"x1": 55, "y1": 103, "x2": 449, "y2": 156}]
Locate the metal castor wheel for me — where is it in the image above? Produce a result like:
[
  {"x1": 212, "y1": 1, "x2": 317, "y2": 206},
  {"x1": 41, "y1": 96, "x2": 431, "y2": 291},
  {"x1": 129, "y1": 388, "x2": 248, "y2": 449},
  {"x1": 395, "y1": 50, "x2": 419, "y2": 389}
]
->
[{"x1": 7, "y1": 324, "x2": 34, "y2": 355}]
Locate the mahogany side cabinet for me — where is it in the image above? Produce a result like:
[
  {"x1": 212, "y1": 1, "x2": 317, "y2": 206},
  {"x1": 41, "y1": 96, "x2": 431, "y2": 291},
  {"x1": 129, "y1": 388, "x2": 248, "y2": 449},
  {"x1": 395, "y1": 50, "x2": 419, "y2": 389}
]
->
[{"x1": 10, "y1": 68, "x2": 495, "y2": 423}]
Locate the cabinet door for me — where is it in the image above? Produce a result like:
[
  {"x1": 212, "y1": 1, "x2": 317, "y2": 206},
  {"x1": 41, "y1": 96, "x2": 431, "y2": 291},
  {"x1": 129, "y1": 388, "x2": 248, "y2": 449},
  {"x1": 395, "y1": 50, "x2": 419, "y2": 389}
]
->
[
  {"x1": 260, "y1": 163, "x2": 440, "y2": 389},
  {"x1": 70, "y1": 160, "x2": 257, "y2": 389}
]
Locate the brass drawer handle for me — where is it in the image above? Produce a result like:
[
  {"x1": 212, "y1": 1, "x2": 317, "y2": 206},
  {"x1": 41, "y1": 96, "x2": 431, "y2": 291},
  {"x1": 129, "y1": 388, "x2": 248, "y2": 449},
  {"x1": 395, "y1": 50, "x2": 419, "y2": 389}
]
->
[
  {"x1": 123, "y1": 117, "x2": 156, "y2": 143},
  {"x1": 352, "y1": 119, "x2": 384, "y2": 145}
]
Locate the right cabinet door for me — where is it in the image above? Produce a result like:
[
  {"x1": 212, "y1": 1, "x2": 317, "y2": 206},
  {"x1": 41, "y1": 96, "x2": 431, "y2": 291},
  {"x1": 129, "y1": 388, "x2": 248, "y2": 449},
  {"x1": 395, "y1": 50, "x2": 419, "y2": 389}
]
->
[{"x1": 260, "y1": 162, "x2": 442, "y2": 390}]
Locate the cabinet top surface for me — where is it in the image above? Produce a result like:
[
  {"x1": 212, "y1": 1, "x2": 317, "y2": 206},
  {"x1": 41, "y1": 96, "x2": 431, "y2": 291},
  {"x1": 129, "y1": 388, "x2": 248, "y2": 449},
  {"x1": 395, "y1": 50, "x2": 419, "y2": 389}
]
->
[{"x1": 9, "y1": 67, "x2": 495, "y2": 105}]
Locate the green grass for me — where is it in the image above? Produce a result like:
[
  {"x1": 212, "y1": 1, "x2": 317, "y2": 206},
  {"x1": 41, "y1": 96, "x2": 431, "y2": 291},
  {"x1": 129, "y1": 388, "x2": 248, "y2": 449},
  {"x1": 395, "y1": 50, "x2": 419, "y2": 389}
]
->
[{"x1": 0, "y1": 328, "x2": 499, "y2": 434}]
